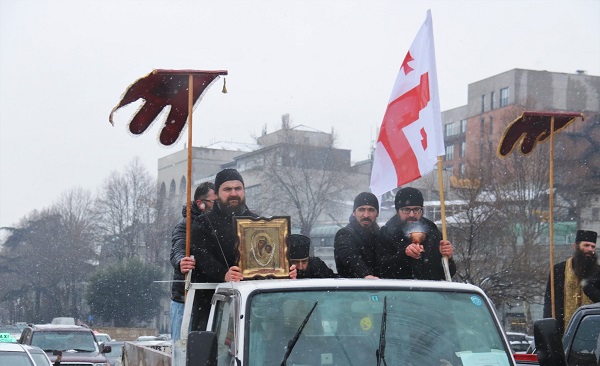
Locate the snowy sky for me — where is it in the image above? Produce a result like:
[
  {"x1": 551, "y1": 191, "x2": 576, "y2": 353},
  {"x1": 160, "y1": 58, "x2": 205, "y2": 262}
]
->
[{"x1": 1, "y1": 0, "x2": 599, "y2": 229}]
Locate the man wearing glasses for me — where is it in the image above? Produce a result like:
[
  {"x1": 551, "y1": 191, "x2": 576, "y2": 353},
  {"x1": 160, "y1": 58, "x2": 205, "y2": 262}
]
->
[
  {"x1": 378, "y1": 187, "x2": 455, "y2": 280},
  {"x1": 169, "y1": 181, "x2": 217, "y2": 340}
]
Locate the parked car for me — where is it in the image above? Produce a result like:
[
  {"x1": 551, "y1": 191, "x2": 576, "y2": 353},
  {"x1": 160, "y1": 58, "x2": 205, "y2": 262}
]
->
[
  {"x1": 103, "y1": 341, "x2": 124, "y2": 366},
  {"x1": 0, "y1": 342, "x2": 52, "y2": 366},
  {"x1": 535, "y1": 302, "x2": 600, "y2": 366},
  {"x1": 50, "y1": 317, "x2": 76, "y2": 325},
  {"x1": 94, "y1": 332, "x2": 113, "y2": 344},
  {"x1": 506, "y1": 332, "x2": 532, "y2": 353},
  {"x1": 18, "y1": 324, "x2": 111, "y2": 365}
]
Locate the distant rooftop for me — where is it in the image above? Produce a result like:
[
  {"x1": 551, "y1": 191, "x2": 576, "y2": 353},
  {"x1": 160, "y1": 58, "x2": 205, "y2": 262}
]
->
[
  {"x1": 205, "y1": 141, "x2": 260, "y2": 152},
  {"x1": 289, "y1": 124, "x2": 327, "y2": 133}
]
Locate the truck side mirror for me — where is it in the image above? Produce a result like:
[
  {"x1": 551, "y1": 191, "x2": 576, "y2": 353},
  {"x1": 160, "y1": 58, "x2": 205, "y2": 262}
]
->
[
  {"x1": 534, "y1": 318, "x2": 566, "y2": 366},
  {"x1": 187, "y1": 331, "x2": 217, "y2": 366},
  {"x1": 101, "y1": 344, "x2": 112, "y2": 354}
]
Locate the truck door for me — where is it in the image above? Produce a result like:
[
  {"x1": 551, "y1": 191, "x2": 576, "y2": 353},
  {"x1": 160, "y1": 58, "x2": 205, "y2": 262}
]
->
[{"x1": 211, "y1": 292, "x2": 240, "y2": 366}]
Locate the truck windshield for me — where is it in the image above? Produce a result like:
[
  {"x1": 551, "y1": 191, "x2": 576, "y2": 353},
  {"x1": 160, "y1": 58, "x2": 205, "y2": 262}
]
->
[{"x1": 247, "y1": 289, "x2": 512, "y2": 366}]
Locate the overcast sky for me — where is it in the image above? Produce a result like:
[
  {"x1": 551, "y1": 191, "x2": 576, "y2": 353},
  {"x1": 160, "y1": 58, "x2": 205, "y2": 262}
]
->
[{"x1": 1, "y1": 0, "x2": 599, "y2": 229}]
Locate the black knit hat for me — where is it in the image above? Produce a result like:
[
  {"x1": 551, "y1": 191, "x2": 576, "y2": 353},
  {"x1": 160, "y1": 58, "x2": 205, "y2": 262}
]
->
[
  {"x1": 353, "y1": 192, "x2": 379, "y2": 212},
  {"x1": 288, "y1": 234, "x2": 311, "y2": 259},
  {"x1": 214, "y1": 168, "x2": 244, "y2": 194},
  {"x1": 576, "y1": 230, "x2": 597, "y2": 244},
  {"x1": 395, "y1": 187, "x2": 424, "y2": 210}
]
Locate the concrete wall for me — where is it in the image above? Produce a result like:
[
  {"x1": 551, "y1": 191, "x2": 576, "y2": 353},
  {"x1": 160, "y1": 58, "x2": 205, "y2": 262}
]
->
[{"x1": 122, "y1": 342, "x2": 171, "y2": 366}]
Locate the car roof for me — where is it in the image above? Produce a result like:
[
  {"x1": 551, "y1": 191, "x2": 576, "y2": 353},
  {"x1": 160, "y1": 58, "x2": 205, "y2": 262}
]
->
[
  {"x1": 198, "y1": 278, "x2": 488, "y2": 295},
  {"x1": 28, "y1": 324, "x2": 91, "y2": 332},
  {"x1": 0, "y1": 342, "x2": 27, "y2": 351}
]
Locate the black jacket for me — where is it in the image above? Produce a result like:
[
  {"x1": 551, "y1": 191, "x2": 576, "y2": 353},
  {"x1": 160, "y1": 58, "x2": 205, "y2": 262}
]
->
[
  {"x1": 170, "y1": 203, "x2": 203, "y2": 303},
  {"x1": 297, "y1": 257, "x2": 339, "y2": 279},
  {"x1": 334, "y1": 215, "x2": 380, "y2": 278},
  {"x1": 190, "y1": 202, "x2": 258, "y2": 283},
  {"x1": 377, "y1": 216, "x2": 456, "y2": 280}
]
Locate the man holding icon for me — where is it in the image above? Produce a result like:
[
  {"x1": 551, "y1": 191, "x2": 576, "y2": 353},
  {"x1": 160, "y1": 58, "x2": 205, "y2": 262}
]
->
[{"x1": 377, "y1": 187, "x2": 455, "y2": 280}]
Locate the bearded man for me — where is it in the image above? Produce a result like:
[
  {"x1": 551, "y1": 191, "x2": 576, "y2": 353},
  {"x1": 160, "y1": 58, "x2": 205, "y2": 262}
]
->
[
  {"x1": 189, "y1": 169, "x2": 297, "y2": 330},
  {"x1": 543, "y1": 229, "x2": 598, "y2": 335},
  {"x1": 334, "y1": 192, "x2": 381, "y2": 278},
  {"x1": 377, "y1": 187, "x2": 455, "y2": 280}
]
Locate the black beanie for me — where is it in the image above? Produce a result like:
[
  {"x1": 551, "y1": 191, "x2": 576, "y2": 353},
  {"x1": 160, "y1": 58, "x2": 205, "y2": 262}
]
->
[
  {"x1": 288, "y1": 234, "x2": 311, "y2": 259},
  {"x1": 214, "y1": 168, "x2": 244, "y2": 194},
  {"x1": 576, "y1": 230, "x2": 597, "y2": 244},
  {"x1": 395, "y1": 187, "x2": 424, "y2": 210},
  {"x1": 353, "y1": 192, "x2": 379, "y2": 212}
]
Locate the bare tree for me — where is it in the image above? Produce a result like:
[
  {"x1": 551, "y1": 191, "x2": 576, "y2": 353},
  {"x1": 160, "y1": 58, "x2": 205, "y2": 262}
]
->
[
  {"x1": 95, "y1": 157, "x2": 157, "y2": 261},
  {"x1": 250, "y1": 127, "x2": 354, "y2": 235},
  {"x1": 445, "y1": 145, "x2": 550, "y2": 309},
  {"x1": 0, "y1": 204, "x2": 97, "y2": 323}
]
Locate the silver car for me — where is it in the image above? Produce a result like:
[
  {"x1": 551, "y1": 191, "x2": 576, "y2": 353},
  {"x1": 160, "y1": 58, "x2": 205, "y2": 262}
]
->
[{"x1": 0, "y1": 342, "x2": 52, "y2": 366}]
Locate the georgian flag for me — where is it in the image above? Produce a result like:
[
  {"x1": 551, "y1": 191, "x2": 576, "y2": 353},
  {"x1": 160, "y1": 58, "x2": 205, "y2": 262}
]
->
[{"x1": 370, "y1": 10, "x2": 444, "y2": 196}]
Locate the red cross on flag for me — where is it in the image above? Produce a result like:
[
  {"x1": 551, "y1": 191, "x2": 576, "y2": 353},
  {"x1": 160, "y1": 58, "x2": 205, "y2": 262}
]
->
[{"x1": 370, "y1": 10, "x2": 445, "y2": 196}]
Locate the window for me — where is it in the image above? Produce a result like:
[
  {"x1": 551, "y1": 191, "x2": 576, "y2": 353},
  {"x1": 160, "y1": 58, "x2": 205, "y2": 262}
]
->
[
  {"x1": 489, "y1": 116, "x2": 494, "y2": 134},
  {"x1": 445, "y1": 145, "x2": 454, "y2": 161},
  {"x1": 481, "y1": 95, "x2": 486, "y2": 113},
  {"x1": 490, "y1": 91, "x2": 495, "y2": 110},
  {"x1": 446, "y1": 121, "x2": 467, "y2": 136},
  {"x1": 460, "y1": 119, "x2": 467, "y2": 133},
  {"x1": 212, "y1": 294, "x2": 237, "y2": 365},
  {"x1": 247, "y1": 289, "x2": 511, "y2": 365},
  {"x1": 460, "y1": 141, "x2": 466, "y2": 158},
  {"x1": 500, "y1": 87, "x2": 509, "y2": 107},
  {"x1": 460, "y1": 163, "x2": 466, "y2": 176},
  {"x1": 567, "y1": 315, "x2": 600, "y2": 366},
  {"x1": 480, "y1": 118, "x2": 485, "y2": 137}
]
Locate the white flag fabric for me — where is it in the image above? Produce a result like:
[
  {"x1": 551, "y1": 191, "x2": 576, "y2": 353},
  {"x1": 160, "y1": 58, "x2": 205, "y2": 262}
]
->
[{"x1": 370, "y1": 10, "x2": 444, "y2": 196}]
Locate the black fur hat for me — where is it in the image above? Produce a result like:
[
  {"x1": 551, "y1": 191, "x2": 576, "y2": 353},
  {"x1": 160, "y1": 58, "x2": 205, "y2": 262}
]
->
[{"x1": 288, "y1": 234, "x2": 311, "y2": 259}]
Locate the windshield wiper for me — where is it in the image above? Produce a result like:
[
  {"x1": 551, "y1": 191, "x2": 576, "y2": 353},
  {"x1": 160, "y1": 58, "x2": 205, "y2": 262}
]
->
[
  {"x1": 376, "y1": 296, "x2": 388, "y2": 366},
  {"x1": 280, "y1": 301, "x2": 318, "y2": 366}
]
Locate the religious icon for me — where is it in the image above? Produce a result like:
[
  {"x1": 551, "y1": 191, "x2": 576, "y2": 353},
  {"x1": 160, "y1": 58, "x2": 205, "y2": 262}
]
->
[{"x1": 235, "y1": 216, "x2": 290, "y2": 279}]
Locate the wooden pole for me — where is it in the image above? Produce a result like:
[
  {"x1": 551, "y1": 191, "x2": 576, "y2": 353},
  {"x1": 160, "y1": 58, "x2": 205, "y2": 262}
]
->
[
  {"x1": 183, "y1": 75, "x2": 194, "y2": 302},
  {"x1": 437, "y1": 156, "x2": 452, "y2": 281},
  {"x1": 549, "y1": 116, "x2": 556, "y2": 319},
  {"x1": 185, "y1": 75, "x2": 194, "y2": 259}
]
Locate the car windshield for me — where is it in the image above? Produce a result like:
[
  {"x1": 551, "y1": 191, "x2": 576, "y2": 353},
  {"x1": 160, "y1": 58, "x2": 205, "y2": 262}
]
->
[
  {"x1": 28, "y1": 350, "x2": 51, "y2": 366},
  {"x1": 0, "y1": 325, "x2": 21, "y2": 333},
  {"x1": 0, "y1": 352, "x2": 34, "y2": 366},
  {"x1": 31, "y1": 331, "x2": 97, "y2": 353},
  {"x1": 246, "y1": 289, "x2": 511, "y2": 366}
]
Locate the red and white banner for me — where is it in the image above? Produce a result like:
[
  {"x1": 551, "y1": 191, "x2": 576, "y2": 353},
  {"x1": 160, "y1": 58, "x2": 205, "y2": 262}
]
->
[{"x1": 370, "y1": 10, "x2": 444, "y2": 196}]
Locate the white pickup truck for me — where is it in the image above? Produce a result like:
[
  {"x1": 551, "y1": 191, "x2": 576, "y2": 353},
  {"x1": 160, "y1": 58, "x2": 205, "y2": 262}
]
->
[{"x1": 169, "y1": 278, "x2": 524, "y2": 366}]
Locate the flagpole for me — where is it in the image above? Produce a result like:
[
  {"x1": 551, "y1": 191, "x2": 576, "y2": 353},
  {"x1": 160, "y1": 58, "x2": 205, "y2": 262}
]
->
[
  {"x1": 184, "y1": 75, "x2": 194, "y2": 299},
  {"x1": 549, "y1": 116, "x2": 556, "y2": 319},
  {"x1": 437, "y1": 156, "x2": 452, "y2": 281}
]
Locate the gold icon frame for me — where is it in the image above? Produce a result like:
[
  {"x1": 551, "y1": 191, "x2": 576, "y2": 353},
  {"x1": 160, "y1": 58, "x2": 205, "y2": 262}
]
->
[{"x1": 234, "y1": 216, "x2": 290, "y2": 279}]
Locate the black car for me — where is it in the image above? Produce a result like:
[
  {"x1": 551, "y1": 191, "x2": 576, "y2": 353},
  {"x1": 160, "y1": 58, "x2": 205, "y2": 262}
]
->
[{"x1": 18, "y1": 324, "x2": 111, "y2": 365}]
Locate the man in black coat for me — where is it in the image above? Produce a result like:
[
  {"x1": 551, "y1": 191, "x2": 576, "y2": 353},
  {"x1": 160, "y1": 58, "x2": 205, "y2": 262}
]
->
[
  {"x1": 189, "y1": 168, "x2": 297, "y2": 330},
  {"x1": 544, "y1": 229, "x2": 598, "y2": 335},
  {"x1": 169, "y1": 182, "x2": 216, "y2": 341},
  {"x1": 289, "y1": 234, "x2": 338, "y2": 279},
  {"x1": 334, "y1": 192, "x2": 380, "y2": 278},
  {"x1": 378, "y1": 187, "x2": 455, "y2": 280}
]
